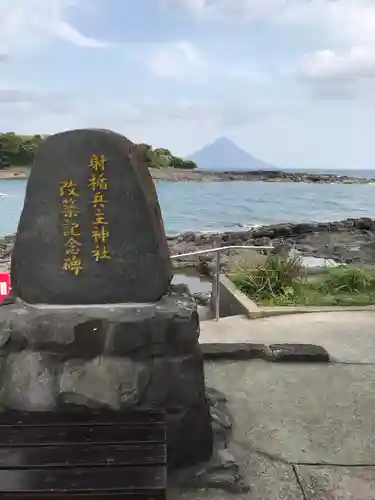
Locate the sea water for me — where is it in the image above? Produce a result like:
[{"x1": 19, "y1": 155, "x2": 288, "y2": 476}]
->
[{"x1": 1, "y1": 178, "x2": 375, "y2": 236}]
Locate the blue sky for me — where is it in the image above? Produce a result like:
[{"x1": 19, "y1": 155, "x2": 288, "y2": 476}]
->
[{"x1": 1, "y1": 0, "x2": 375, "y2": 169}]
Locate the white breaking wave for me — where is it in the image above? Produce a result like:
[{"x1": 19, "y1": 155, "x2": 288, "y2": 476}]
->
[{"x1": 0, "y1": 193, "x2": 17, "y2": 198}]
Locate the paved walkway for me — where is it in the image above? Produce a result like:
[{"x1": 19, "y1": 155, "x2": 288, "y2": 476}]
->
[
  {"x1": 200, "y1": 310, "x2": 375, "y2": 363},
  {"x1": 170, "y1": 311, "x2": 375, "y2": 499}
]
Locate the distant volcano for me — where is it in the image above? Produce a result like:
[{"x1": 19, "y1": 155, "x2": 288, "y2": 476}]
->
[{"x1": 186, "y1": 137, "x2": 277, "y2": 171}]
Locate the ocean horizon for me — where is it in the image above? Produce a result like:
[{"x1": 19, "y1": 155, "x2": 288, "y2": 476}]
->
[{"x1": 1, "y1": 177, "x2": 375, "y2": 237}]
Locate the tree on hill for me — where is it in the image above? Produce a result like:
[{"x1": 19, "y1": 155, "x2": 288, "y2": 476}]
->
[
  {"x1": 169, "y1": 156, "x2": 196, "y2": 169},
  {"x1": 154, "y1": 148, "x2": 172, "y2": 157},
  {"x1": 135, "y1": 144, "x2": 197, "y2": 169},
  {"x1": 0, "y1": 133, "x2": 197, "y2": 170},
  {"x1": 0, "y1": 133, "x2": 43, "y2": 168}
]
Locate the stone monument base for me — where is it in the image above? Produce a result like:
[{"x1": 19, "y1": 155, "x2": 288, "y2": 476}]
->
[{"x1": 0, "y1": 287, "x2": 213, "y2": 469}]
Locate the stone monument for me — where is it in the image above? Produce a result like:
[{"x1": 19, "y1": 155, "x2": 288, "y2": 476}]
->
[
  {"x1": 11, "y1": 129, "x2": 172, "y2": 304},
  {"x1": 0, "y1": 129, "x2": 213, "y2": 469}
]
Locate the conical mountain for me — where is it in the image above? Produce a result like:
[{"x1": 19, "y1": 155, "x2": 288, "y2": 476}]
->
[{"x1": 186, "y1": 137, "x2": 277, "y2": 171}]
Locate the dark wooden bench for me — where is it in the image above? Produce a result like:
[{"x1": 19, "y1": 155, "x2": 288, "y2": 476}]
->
[{"x1": 0, "y1": 409, "x2": 167, "y2": 499}]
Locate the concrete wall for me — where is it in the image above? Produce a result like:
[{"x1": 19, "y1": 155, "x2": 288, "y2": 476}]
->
[{"x1": 211, "y1": 275, "x2": 260, "y2": 319}]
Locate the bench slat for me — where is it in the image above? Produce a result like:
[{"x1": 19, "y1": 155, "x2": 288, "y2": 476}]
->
[
  {"x1": 0, "y1": 410, "x2": 164, "y2": 427},
  {"x1": 0, "y1": 425, "x2": 165, "y2": 446},
  {"x1": 0, "y1": 492, "x2": 166, "y2": 499},
  {"x1": 0, "y1": 410, "x2": 167, "y2": 499},
  {"x1": 0, "y1": 466, "x2": 166, "y2": 492},
  {"x1": 0, "y1": 444, "x2": 166, "y2": 468}
]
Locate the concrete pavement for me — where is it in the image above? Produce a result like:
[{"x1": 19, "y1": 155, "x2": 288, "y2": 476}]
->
[
  {"x1": 171, "y1": 311, "x2": 375, "y2": 499},
  {"x1": 200, "y1": 311, "x2": 375, "y2": 363},
  {"x1": 171, "y1": 360, "x2": 375, "y2": 499}
]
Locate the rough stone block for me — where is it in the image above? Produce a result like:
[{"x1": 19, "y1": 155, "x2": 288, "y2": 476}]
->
[
  {"x1": 167, "y1": 403, "x2": 213, "y2": 469},
  {"x1": 0, "y1": 318, "x2": 11, "y2": 349},
  {"x1": 0, "y1": 289, "x2": 200, "y2": 359},
  {"x1": 168, "y1": 354, "x2": 206, "y2": 407},
  {"x1": 11, "y1": 129, "x2": 172, "y2": 304},
  {"x1": 142, "y1": 357, "x2": 171, "y2": 407},
  {"x1": 58, "y1": 356, "x2": 151, "y2": 409},
  {"x1": 1, "y1": 351, "x2": 56, "y2": 410}
]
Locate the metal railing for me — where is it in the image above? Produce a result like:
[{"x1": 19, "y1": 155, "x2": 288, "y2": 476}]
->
[{"x1": 171, "y1": 245, "x2": 273, "y2": 321}]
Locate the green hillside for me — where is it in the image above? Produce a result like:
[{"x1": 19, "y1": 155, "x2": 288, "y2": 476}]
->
[{"x1": 0, "y1": 133, "x2": 196, "y2": 170}]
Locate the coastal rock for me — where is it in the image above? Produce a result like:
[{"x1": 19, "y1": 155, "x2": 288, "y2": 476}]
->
[
  {"x1": 150, "y1": 167, "x2": 375, "y2": 184},
  {"x1": 254, "y1": 237, "x2": 271, "y2": 247},
  {"x1": 11, "y1": 129, "x2": 172, "y2": 304},
  {"x1": 178, "y1": 232, "x2": 196, "y2": 243},
  {"x1": 170, "y1": 218, "x2": 375, "y2": 268},
  {"x1": 354, "y1": 218, "x2": 374, "y2": 230},
  {"x1": 221, "y1": 231, "x2": 250, "y2": 242},
  {"x1": 291, "y1": 222, "x2": 317, "y2": 234},
  {"x1": 193, "y1": 291, "x2": 211, "y2": 306}
]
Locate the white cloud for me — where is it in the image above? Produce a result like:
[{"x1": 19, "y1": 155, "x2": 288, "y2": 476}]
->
[
  {"x1": 0, "y1": 0, "x2": 109, "y2": 58},
  {"x1": 147, "y1": 40, "x2": 268, "y2": 85},
  {"x1": 148, "y1": 41, "x2": 207, "y2": 81},
  {"x1": 280, "y1": 1, "x2": 375, "y2": 48},
  {"x1": 167, "y1": 0, "x2": 375, "y2": 48},
  {"x1": 166, "y1": 0, "x2": 375, "y2": 98},
  {"x1": 0, "y1": 89, "x2": 37, "y2": 103},
  {"x1": 289, "y1": 1, "x2": 375, "y2": 97},
  {"x1": 165, "y1": 0, "x2": 204, "y2": 15},
  {"x1": 165, "y1": 0, "x2": 289, "y2": 21},
  {"x1": 0, "y1": 90, "x2": 273, "y2": 135},
  {"x1": 225, "y1": 65, "x2": 269, "y2": 84},
  {"x1": 167, "y1": 0, "x2": 375, "y2": 37},
  {"x1": 300, "y1": 47, "x2": 375, "y2": 82}
]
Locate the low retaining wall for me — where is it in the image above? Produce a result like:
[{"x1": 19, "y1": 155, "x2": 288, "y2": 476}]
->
[
  {"x1": 214, "y1": 275, "x2": 375, "y2": 319},
  {"x1": 210, "y1": 275, "x2": 260, "y2": 319}
]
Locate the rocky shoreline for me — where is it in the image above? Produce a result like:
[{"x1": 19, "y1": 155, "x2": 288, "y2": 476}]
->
[
  {"x1": 2, "y1": 217, "x2": 375, "y2": 275},
  {"x1": 169, "y1": 217, "x2": 375, "y2": 270},
  {"x1": 1, "y1": 166, "x2": 375, "y2": 184},
  {"x1": 152, "y1": 168, "x2": 375, "y2": 184}
]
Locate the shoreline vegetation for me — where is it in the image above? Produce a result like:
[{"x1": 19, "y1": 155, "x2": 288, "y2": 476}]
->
[
  {"x1": 230, "y1": 254, "x2": 375, "y2": 307},
  {"x1": 1, "y1": 132, "x2": 374, "y2": 184}
]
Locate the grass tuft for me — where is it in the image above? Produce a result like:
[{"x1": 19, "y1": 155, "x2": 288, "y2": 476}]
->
[{"x1": 229, "y1": 257, "x2": 375, "y2": 307}]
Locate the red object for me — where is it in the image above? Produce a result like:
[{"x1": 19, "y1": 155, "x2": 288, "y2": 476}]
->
[{"x1": 0, "y1": 272, "x2": 10, "y2": 303}]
